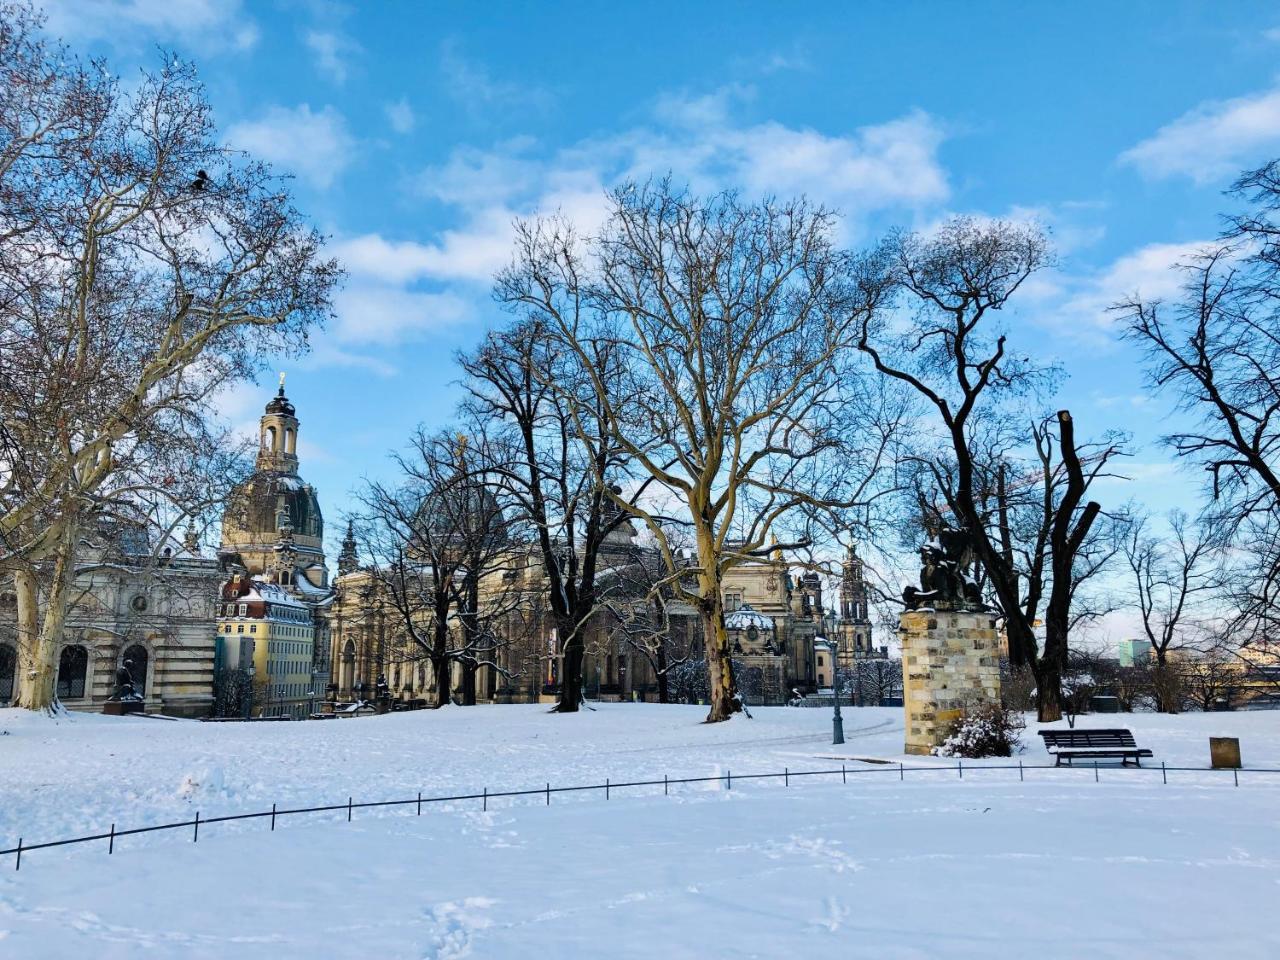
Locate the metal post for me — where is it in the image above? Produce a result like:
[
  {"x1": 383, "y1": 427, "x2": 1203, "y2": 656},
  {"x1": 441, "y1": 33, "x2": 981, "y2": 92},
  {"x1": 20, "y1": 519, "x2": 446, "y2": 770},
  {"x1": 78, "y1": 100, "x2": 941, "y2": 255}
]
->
[
  {"x1": 785, "y1": 767, "x2": 789, "y2": 787},
  {"x1": 347, "y1": 797, "x2": 352, "y2": 822},
  {"x1": 417, "y1": 791, "x2": 422, "y2": 815},
  {"x1": 483, "y1": 787, "x2": 487, "y2": 812},
  {"x1": 664, "y1": 775, "x2": 668, "y2": 796},
  {"x1": 1094, "y1": 761, "x2": 1099, "y2": 782},
  {"x1": 1019, "y1": 760, "x2": 1023, "y2": 782},
  {"x1": 15, "y1": 838, "x2": 21, "y2": 871},
  {"x1": 193, "y1": 812, "x2": 200, "y2": 843},
  {"x1": 606, "y1": 778, "x2": 610, "y2": 800},
  {"x1": 727, "y1": 769, "x2": 731, "y2": 790},
  {"x1": 546, "y1": 782, "x2": 550, "y2": 806},
  {"x1": 842, "y1": 764, "x2": 846, "y2": 785},
  {"x1": 1161, "y1": 762, "x2": 1166, "y2": 785},
  {"x1": 958, "y1": 760, "x2": 962, "y2": 780},
  {"x1": 834, "y1": 686, "x2": 844, "y2": 747},
  {"x1": 1234, "y1": 768, "x2": 1239, "y2": 787},
  {"x1": 899, "y1": 762, "x2": 904, "y2": 781},
  {"x1": 109, "y1": 823, "x2": 115, "y2": 855},
  {"x1": 271, "y1": 803, "x2": 277, "y2": 831}
]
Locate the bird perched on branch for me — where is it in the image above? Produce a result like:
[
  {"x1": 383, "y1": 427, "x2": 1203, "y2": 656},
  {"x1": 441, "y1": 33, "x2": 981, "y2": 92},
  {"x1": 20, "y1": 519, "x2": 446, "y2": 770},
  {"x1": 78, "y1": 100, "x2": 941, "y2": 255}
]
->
[{"x1": 190, "y1": 169, "x2": 209, "y2": 192}]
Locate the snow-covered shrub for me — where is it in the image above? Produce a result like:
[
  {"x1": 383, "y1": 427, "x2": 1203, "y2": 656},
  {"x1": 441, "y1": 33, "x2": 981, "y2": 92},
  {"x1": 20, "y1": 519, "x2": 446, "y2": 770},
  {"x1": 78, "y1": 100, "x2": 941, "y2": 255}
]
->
[{"x1": 933, "y1": 702, "x2": 1025, "y2": 758}]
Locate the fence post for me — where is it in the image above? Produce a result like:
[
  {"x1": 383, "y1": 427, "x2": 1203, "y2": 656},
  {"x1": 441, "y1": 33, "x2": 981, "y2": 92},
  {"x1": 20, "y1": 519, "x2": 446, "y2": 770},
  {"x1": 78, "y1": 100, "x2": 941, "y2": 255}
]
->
[
  {"x1": 899, "y1": 762, "x2": 904, "y2": 781},
  {"x1": 842, "y1": 764, "x2": 846, "y2": 785},
  {"x1": 606, "y1": 778, "x2": 610, "y2": 800},
  {"x1": 727, "y1": 769, "x2": 731, "y2": 791},
  {"x1": 347, "y1": 797, "x2": 352, "y2": 822},
  {"x1": 1234, "y1": 768, "x2": 1239, "y2": 787},
  {"x1": 15, "y1": 837, "x2": 21, "y2": 871},
  {"x1": 271, "y1": 803, "x2": 277, "y2": 831},
  {"x1": 1019, "y1": 760, "x2": 1023, "y2": 782},
  {"x1": 193, "y1": 811, "x2": 200, "y2": 843},
  {"x1": 109, "y1": 823, "x2": 115, "y2": 855},
  {"x1": 1161, "y1": 762, "x2": 1166, "y2": 785},
  {"x1": 546, "y1": 782, "x2": 550, "y2": 806},
  {"x1": 483, "y1": 787, "x2": 487, "y2": 812},
  {"x1": 785, "y1": 767, "x2": 789, "y2": 787},
  {"x1": 664, "y1": 774, "x2": 668, "y2": 796},
  {"x1": 417, "y1": 791, "x2": 422, "y2": 816}
]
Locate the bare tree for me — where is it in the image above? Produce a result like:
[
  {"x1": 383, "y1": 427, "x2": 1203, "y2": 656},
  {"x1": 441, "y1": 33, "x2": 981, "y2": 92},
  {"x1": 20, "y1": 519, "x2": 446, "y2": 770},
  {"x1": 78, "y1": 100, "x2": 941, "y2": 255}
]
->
[
  {"x1": 0, "y1": 6, "x2": 338, "y2": 710},
  {"x1": 458, "y1": 318, "x2": 641, "y2": 711},
  {"x1": 859, "y1": 218, "x2": 1113, "y2": 720},
  {"x1": 355, "y1": 430, "x2": 522, "y2": 708},
  {"x1": 1122, "y1": 510, "x2": 1223, "y2": 711},
  {"x1": 497, "y1": 182, "x2": 900, "y2": 722}
]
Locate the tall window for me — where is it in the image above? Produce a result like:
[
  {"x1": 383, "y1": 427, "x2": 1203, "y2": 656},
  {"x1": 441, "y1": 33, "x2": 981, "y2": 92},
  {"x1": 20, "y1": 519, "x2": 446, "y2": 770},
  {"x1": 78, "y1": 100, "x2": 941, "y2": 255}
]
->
[
  {"x1": 0, "y1": 643, "x2": 15, "y2": 703},
  {"x1": 56, "y1": 645, "x2": 89, "y2": 699},
  {"x1": 122, "y1": 644, "x2": 149, "y2": 696}
]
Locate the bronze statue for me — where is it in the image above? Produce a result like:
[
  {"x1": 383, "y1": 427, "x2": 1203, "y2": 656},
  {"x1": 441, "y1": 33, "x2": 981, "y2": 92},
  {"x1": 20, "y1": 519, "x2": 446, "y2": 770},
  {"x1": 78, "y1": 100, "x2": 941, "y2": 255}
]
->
[
  {"x1": 110, "y1": 660, "x2": 139, "y2": 701},
  {"x1": 902, "y1": 524, "x2": 986, "y2": 612}
]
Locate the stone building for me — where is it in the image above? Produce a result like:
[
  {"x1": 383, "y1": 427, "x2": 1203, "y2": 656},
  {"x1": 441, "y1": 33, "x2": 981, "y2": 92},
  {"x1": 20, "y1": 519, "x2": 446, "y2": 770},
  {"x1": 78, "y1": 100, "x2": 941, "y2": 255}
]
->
[
  {"x1": 215, "y1": 377, "x2": 333, "y2": 716},
  {"x1": 0, "y1": 523, "x2": 222, "y2": 717}
]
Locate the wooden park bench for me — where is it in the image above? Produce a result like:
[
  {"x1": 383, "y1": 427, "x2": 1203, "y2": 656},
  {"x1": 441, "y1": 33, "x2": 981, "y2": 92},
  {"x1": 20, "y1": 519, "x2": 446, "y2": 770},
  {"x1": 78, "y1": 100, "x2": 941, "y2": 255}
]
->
[{"x1": 1038, "y1": 728, "x2": 1154, "y2": 767}]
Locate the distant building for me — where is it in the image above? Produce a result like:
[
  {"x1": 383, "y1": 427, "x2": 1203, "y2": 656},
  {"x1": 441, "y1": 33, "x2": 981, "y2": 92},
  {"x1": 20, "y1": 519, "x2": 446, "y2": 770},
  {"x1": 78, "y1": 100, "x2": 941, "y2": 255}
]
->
[
  {"x1": 1119, "y1": 638, "x2": 1150, "y2": 667},
  {"x1": 215, "y1": 377, "x2": 333, "y2": 717}
]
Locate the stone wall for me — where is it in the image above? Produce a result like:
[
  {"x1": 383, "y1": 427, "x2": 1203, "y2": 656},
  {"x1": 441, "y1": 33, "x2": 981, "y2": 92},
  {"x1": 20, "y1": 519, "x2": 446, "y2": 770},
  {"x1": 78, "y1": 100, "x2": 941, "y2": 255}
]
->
[{"x1": 900, "y1": 610, "x2": 1001, "y2": 755}]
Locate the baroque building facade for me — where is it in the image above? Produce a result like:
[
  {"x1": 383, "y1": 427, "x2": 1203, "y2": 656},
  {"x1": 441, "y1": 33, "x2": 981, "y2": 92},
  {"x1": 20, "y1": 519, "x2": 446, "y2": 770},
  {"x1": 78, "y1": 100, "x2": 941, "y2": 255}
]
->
[{"x1": 0, "y1": 523, "x2": 222, "y2": 717}]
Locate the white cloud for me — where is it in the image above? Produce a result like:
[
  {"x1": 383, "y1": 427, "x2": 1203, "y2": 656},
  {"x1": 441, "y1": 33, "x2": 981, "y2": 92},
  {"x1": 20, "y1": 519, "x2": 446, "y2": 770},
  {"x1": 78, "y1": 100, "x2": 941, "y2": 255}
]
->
[
  {"x1": 325, "y1": 87, "x2": 951, "y2": 350},
  {"x1": 43, "y1": 0, "x2": 258, "y2": 53},
  {"x1": 440, "y1": 40, "x2": 553, "y2": 113},
  {"x1": 332, "y1": 284, "x2": 472, "y2": 346},
  {"x1": 385, "y1": 97, "x2": 416, "y2": 135},
  {"x1": 1024, "y1": 239, "x2": 1219, "y2": 344},
  {"x1": 1120, "y1": 85, "x2": 1280, "y2": 183},
  {"x1": 226, "y1": 104, "x2": 354, "y2": 189},
  {"x1": 403, "y1": 88, "x2": 950, "y2": 292},
  {"x1": 305, "y1": 30, "x2": 358, "y2": 85}
]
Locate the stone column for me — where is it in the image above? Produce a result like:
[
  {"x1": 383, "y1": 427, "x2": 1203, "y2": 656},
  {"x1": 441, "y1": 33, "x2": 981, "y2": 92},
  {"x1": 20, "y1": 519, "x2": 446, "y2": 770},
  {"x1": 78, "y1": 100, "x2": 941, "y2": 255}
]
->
[{"x1": 900, "y1": 609, "x2": 1001, "y2": 756}]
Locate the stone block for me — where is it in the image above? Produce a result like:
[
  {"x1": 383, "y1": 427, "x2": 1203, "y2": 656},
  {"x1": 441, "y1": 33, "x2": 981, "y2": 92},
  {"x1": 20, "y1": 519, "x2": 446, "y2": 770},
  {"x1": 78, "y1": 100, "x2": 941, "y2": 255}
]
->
[{"x1": 1210, "y1": 737, "x2": 1241, "y2": 769}]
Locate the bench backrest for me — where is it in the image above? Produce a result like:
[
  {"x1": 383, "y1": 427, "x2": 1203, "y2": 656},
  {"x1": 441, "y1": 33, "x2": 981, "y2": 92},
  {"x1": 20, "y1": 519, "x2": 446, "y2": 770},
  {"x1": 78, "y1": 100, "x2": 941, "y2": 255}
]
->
[{"x1": 1039, "y1": 728, "x2": 1138, "y2": 748}]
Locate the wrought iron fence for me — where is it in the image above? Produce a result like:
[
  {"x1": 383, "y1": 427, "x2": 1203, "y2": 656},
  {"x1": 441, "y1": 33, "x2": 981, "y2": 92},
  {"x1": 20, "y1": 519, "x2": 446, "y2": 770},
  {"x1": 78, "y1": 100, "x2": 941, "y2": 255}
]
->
[{"x1": 5, "y1": 758, "x2": 1279, "y2": 871}]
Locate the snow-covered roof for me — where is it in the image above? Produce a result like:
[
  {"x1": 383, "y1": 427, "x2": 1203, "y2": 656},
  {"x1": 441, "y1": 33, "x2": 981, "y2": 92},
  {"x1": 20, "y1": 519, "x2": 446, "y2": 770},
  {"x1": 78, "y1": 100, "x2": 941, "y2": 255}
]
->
[{"x1": 725, "y1": 603, "x2": 773, "y2": 632}]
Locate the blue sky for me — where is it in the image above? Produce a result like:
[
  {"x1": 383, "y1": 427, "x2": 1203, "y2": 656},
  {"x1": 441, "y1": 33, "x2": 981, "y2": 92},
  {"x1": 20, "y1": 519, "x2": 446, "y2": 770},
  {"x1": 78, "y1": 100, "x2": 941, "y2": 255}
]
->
[{"x1": 44, "y1": 0, "x2": 1280, "y2": 560}]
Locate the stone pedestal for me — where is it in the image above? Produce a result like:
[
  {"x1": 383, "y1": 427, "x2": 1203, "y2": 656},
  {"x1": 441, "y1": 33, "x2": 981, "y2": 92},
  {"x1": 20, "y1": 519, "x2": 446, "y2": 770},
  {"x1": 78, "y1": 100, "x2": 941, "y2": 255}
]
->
[
  {"x1": 102, "y1": 699, "x2": 144, "y2": 716},
  {"x1": 1210, "y1": 737, "x2": 1242, "y2": 769},
  {"x1": 900, "y1": 609, "x2": 1001, "y2": 756}
]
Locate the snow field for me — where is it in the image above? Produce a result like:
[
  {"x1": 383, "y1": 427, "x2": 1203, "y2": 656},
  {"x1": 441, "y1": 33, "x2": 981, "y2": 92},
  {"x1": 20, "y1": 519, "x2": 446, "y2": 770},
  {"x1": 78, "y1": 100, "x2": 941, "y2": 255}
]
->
[{"x1": 2, "y1": 704, "x2": 1278, "y2": 958}]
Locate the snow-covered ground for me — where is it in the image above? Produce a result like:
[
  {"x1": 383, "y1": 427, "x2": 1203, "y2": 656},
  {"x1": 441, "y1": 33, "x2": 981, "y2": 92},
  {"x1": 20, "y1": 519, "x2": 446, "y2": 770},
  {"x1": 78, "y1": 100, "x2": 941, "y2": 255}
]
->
[{"x1": 2, "y1": 704, "x2": 1278, "y2": 958}]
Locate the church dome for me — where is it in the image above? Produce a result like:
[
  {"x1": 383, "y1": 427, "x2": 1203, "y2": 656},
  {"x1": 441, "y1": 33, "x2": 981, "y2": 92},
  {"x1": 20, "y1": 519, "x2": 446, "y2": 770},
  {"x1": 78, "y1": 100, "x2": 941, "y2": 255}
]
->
[
  {"x1": 264, "y1": 383, "x2": 295, "y2": 417},
  {"x1": 725, "y1": 603, "x2": 774, "y2": 632},
  {"x1": 226, "y1": 471, "x2": 323, "y2": 541}
]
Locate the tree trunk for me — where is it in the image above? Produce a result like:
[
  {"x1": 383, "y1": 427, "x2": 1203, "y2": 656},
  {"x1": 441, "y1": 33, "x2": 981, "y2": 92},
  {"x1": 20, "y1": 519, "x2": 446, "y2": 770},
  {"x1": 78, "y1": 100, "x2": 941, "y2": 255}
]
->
[
  {"x1": 701, "y1": 587, "x2": 740, "y2": 722},
  {"x1": 1036, "y1": 657, "x2": 1063, "y2": 723},
  {"x1": 554, "y1": 617, "x2": 584, "y2": 713},
  {"x1": 655, "y1": 643, "x2": 670, "y2": 704},
  {"x1": 460, "y1": 660, "x2": 477, "y2": 706},
  {"x1": 16, "y1": 518, "x2": 78, "y2": 712}
]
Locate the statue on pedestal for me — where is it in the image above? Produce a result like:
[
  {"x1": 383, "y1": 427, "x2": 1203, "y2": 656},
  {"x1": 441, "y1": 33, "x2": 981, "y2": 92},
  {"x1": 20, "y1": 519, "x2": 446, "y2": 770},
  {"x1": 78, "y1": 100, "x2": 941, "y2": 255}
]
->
[{"x1": 902, "y1": 524, "x2": 986, "y2": 612}]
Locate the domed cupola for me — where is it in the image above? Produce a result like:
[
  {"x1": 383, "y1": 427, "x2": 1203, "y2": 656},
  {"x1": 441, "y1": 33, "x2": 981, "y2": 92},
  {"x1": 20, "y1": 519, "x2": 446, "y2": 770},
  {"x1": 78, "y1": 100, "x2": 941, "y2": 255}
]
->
[{"x1": 219, "y1": 374, "x2": 326, "y2": 580}]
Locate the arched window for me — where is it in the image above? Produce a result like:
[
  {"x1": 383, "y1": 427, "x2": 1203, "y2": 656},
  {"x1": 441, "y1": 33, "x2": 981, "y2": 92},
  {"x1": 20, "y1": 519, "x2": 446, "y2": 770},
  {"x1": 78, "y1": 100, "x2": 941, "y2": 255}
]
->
[
  {"x1": 0, "y1": 643, "x2": 15, "y2": 703},
  {"x1": 285, "y1": 428, "x2": 296, "y2": 454},
  {"x1": 264, "y1": 425, "x2": 277, "y2": 451},
  {"x1": 56, "y1": 645, "x2": 89, "y2": 699},
  {"x1": 122, "y1": 644, "x2": 149, "y2": 696}
]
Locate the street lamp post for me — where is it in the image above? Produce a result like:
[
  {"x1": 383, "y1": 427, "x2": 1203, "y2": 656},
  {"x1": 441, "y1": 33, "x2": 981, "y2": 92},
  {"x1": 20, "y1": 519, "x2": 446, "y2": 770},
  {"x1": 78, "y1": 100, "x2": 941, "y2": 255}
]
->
[{"x1": 834, "y1": 670, "x2": 844, "y2": 747}]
